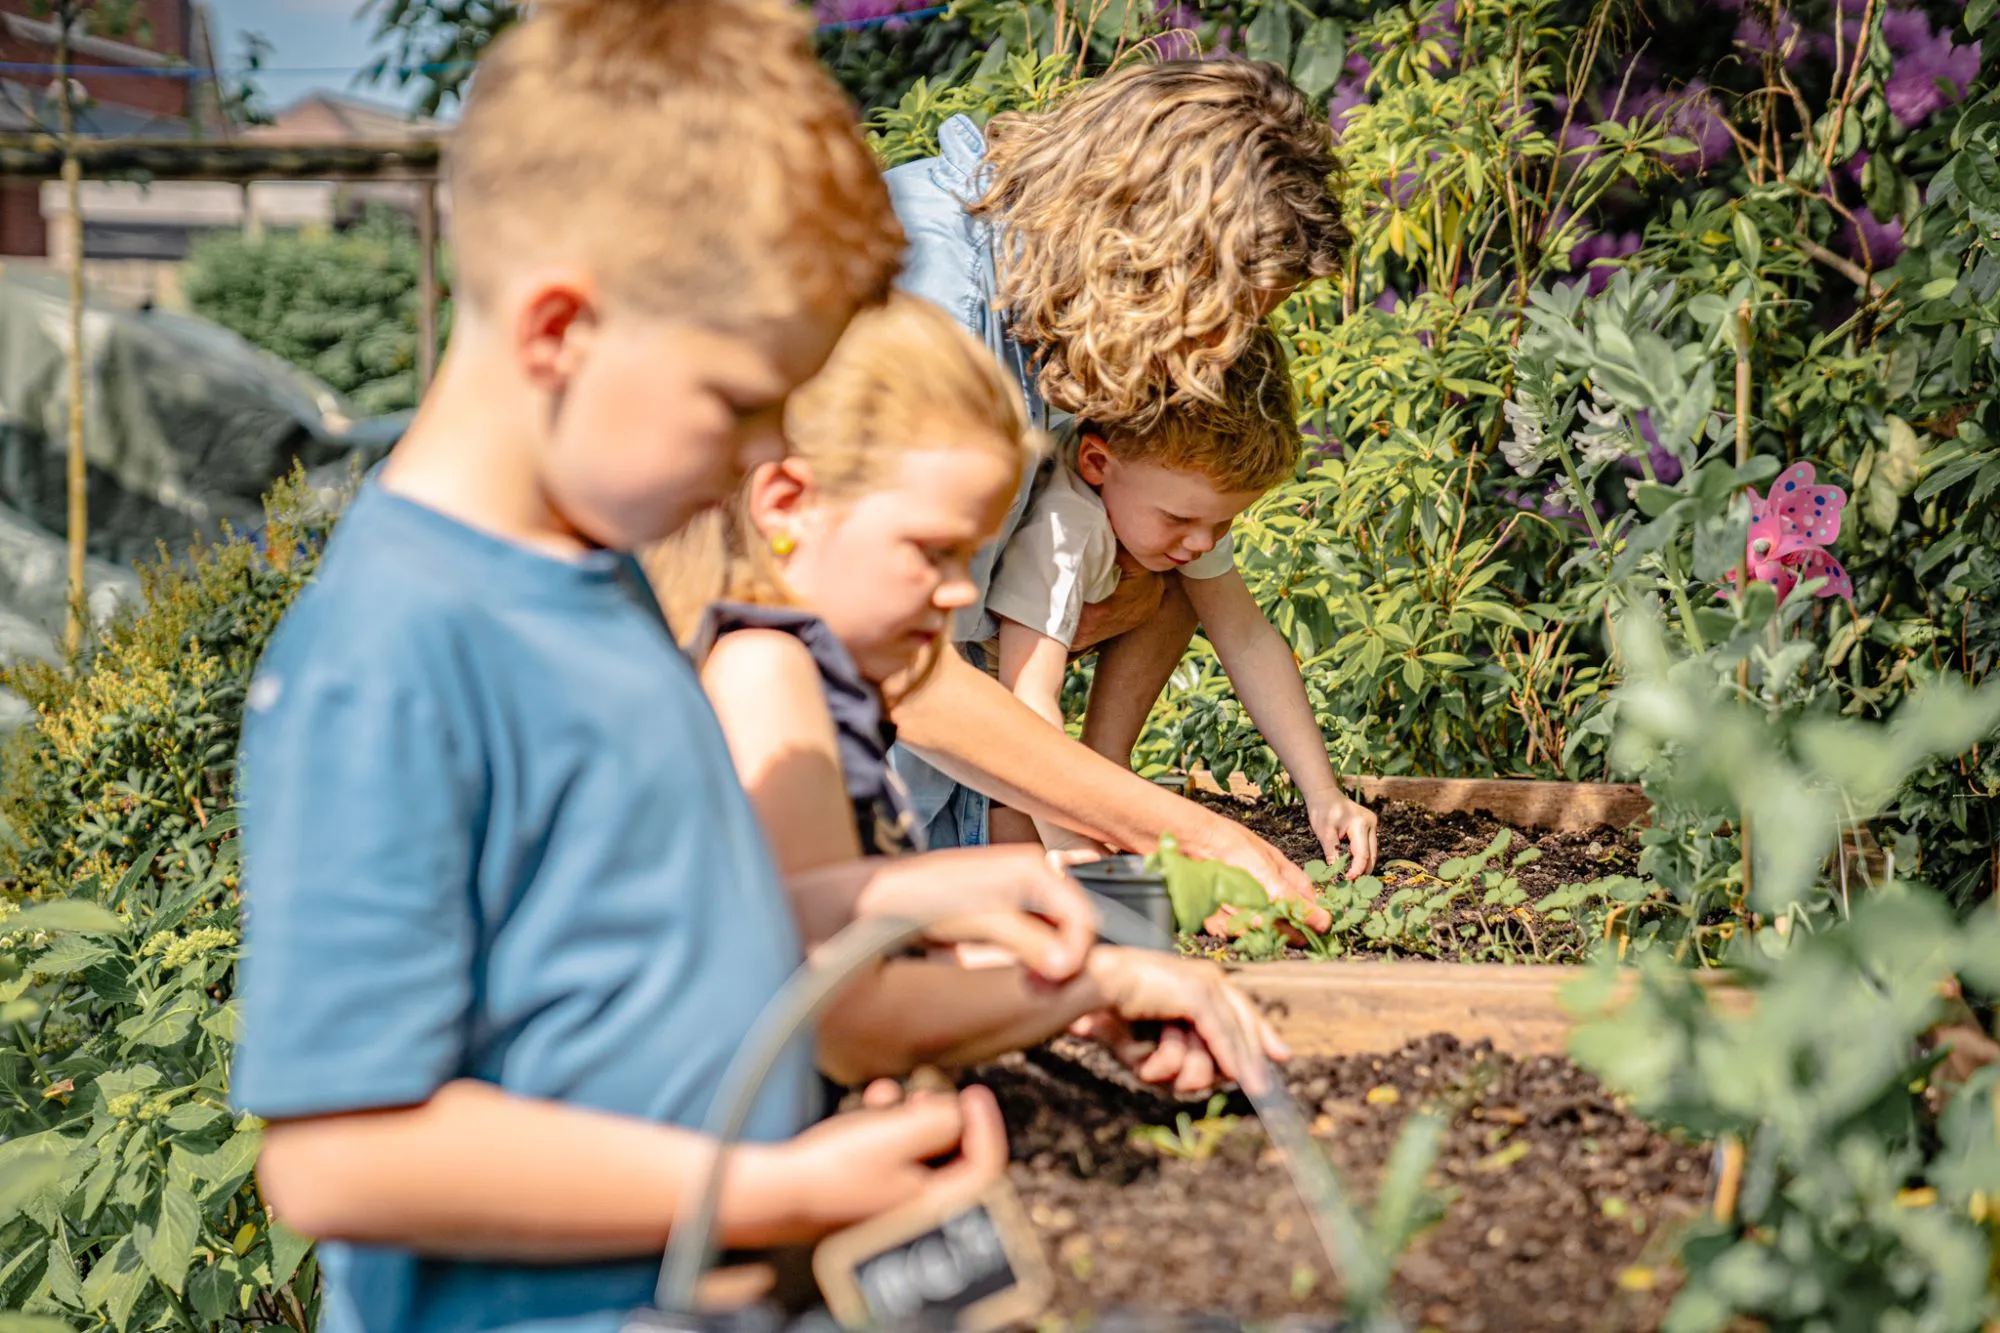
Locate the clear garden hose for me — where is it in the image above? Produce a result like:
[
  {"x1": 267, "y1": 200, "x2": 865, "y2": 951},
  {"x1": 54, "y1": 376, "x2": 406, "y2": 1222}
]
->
[{"x1": 652, "y1": 892, "x2": 1404, "y2": 1333}]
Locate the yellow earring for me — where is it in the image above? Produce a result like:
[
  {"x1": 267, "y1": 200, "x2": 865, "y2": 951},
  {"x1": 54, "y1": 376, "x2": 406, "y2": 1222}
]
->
[{"x1": 770, "y1": 533, "x2": 795, "y2": 557}]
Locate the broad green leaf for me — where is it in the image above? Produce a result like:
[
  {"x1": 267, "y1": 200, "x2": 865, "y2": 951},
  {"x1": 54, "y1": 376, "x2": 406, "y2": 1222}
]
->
[
  {"x1": 163, "y1": 1103, "x2": 226, "y2": 1134},
  {"x1": 8, "y1": 902, "x2": 125, "y2": 936},
  {"x1": 139, "y1": 1183, "x2": 201, "y2": 1296},
  {"x1": 0, "y1": 1135, "x2": 69, "y2": 1229},
  {"x1": 117, "y1": 999, "x2": 198, "y2": 1050},
  {"x1": 79, "y1": 1237, "x2": 147, "y2": 1332},
  {"x1": 186, "y1": 1262, "x2": 233, "y2": 1325},
  {"x1": 1731, "y1": 211, "x2": 1762, "y2": 269},
  {"x1": 0, "y1": 1240, "x2": 46, "y2": 1306},
  {"x1": 46, "y1": 1227, "x2": 81, "y2": 1308},
  {"x1": 268, "y1": 1220, "x2": 314, "y2": 1289},
  {"x1": 28, "y1": 936, "x2": 116, "y2": 976},
  {"x1": 1291, "y1": 19, "x2": 1346, "y2": 99},
  {"x1": 79, "y1": 1148, "x2": 118, "y2": 1224},
  {"x1": 1969, "y1": 0, "x2": 1995, "y2": 29},
  {"x1": 173, "y1": 1128, "x2": 262, "y2": 1201},
  {"x1": 1244, "y1": 0, "x2": 1291, "y2": 67},
  {"x1": 1145, "y1": 835, "x2": 1269, "y2": 931},
  {"x1": 0, "y1": 1317, "x2": 74, "y2": 1333}
]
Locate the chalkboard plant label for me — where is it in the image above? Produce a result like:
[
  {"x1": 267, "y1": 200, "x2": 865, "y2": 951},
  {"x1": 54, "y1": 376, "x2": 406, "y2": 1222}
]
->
[{"x1": 813, "y1": 1180, "x2": 1052, "y2": 1331}]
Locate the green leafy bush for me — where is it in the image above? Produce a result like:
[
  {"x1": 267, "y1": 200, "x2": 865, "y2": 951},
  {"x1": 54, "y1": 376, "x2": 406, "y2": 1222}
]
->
[
  {"x1": 0, "y1": 475, "x2": 331, "y2": 1330},
  {"x1": 183, "y1": 209, "x2": 448, "y2": 417},
  {"x1": 1572, "y1": 610, "x2": 2000, "y2": 1332}
]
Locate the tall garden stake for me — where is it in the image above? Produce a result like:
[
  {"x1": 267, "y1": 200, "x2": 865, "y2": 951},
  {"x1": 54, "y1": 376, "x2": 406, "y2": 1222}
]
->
[
  {"x1": 54, "y1": 0, "x2": 87, "y2": 657},
  {"x1": 1734, "y1": 299, "x2": 1754, "y2": 905}
]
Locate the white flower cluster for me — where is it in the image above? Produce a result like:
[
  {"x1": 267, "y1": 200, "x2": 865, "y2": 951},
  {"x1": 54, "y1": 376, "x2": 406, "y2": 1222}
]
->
[
  {"x1": 1501, "y1": 396, "x2": 1549, "y2": 477},
  {"x1": 1571, "y1": 386, "x2": 1631, "y2": 470}
]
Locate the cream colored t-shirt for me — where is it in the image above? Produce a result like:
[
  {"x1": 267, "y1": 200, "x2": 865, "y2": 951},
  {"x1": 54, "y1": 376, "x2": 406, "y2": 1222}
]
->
[{"x1": 984, "y1": 460, "x2": 1235, "y2": 649}]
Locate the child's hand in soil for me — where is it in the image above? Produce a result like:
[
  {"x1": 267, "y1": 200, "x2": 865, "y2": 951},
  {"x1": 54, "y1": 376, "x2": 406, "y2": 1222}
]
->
[
  {"x1": 857, "y1": 846, "x2": 1101, "y2": 982},
  {"x1": 1307, "y1": 790, "x2": 1378, "y2": 879},
  {"x1": 779, "y1": 1083, "x2": 1008, "y2": 1233},
  {"x1": 1074, "y1": 948, "x2": 1290, "y2": 1095}
]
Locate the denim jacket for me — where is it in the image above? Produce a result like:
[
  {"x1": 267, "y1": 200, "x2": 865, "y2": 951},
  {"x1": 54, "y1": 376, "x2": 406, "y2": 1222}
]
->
[
  {"x1": 883, "y1": 115, "x2": 1068, "y2": 842},
  {"x1": 884, "y1": 113, "x2": 1063, "y2": 645}
]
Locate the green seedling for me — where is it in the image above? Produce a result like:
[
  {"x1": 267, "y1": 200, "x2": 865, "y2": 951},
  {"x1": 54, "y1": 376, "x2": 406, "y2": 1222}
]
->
[
  {"x1": 1147, "y1": 833, "x2": 1270, "y2": 932},
  {"x1": 1129, "y1": 1094, "x2": 1239, "y2": 1162}
]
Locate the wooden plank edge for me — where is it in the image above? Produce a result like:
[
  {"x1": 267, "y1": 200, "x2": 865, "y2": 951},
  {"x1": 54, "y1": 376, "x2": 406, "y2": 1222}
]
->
[
  {"x1": 1227, "y1": 959, "x2": 1747, "y2": 1059},
  {"x1": 1185, "y1": 770, "x2": 1651, "y2": 834}
]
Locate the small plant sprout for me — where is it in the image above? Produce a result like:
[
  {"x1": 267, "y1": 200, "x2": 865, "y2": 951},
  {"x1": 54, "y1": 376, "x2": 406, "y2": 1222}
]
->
[{"x1": 1130, "y1": 1094, "x2": 1240, "y2": 1162}]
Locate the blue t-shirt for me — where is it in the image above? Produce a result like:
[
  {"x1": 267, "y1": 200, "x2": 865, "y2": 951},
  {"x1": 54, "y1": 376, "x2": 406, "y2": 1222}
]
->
[{"x1": 230, "y1": 482, "x2": 813, "y2": 1333}]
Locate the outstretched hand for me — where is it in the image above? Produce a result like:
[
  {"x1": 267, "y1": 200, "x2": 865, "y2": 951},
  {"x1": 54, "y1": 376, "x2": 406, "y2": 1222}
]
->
[
  {"x1": 856, "y1": 846, "x2": 1101, "y2": 982},
  {"x1": 1308, "y1": 790, "x2": 1378, "y2": 879},
  {"x1": 1074, "y1": 948, "x2": 1289, "y2": 1095}
]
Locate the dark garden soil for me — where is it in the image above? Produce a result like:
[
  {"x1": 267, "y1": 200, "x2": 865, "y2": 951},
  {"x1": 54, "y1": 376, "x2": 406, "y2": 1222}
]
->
[
  {"x1": 1189, "y1": 797, "x2": 1650, "y2": 964},
  {"x1": 974, "y1": 1034, "x2": 1707, "y2": 1333}
]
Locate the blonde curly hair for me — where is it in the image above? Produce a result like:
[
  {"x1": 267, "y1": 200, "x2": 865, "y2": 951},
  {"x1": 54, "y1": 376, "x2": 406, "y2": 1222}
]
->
[
  {"x1": 1099, "y1": 322, "x2": 1301, "y2": 495},
  {"x1": 971, "y1": 59, "x2": 1345, "y2": 429}
]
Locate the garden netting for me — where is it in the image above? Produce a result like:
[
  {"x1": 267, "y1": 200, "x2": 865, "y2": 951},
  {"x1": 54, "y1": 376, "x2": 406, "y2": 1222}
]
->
[{"x1": 0, "y1": 267, "x2": 396, "y2": 716}]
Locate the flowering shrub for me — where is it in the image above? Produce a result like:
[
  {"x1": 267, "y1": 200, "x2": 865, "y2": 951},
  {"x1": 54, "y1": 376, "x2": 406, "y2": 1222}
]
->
[{"x1": 0, "y1": 473, "x2": 333, "y2": 1331}]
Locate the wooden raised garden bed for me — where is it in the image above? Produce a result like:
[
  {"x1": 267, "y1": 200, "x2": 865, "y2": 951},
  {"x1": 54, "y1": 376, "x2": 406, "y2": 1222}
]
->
[{"x1": 969, "y1": 774, "x2": 1727, "y2": 1330}]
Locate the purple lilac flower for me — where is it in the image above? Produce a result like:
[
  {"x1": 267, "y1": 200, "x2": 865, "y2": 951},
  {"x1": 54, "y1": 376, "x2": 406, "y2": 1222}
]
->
[
  {"x1": 1734, "y1": 6, "x2": 1808, "y2": 67},
  {"x1": 1623, "y1": 78, "x2": 1731, "y2": 170},
  {"x1": 1569, "y1": 230, "x2": 1642, "y2": 294},
  {"x1": 1838, "y1": 210, "x2": 1904, "y2": 267},
  {"x1": 1537, "y1": 484, "x2": 1608, "y2": 528},
  {"x1": 1883, "y1": 24, "x2": 1978, "y2": 126},
  {"x1": 1327, "y1": 52, "x2": 1372, "y2": 133},
  {"x1": 814, "y1": 0, "x2": 932, "y2": 23},
  {"x1": 1618, "y1": 439, "x2": 1685, "y2": 486},
  {"x1": 1551, "y1": 95, "x2": 1604, "y2": 161}
]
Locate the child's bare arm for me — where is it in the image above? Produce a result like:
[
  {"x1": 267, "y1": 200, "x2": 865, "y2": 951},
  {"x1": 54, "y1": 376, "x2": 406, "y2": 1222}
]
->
[
  {"x1": 258, "y1": 1079, "x2": 1006, "y2": 1261},
  {"x1": 996, "y1": 616, "x2": 1071, "y2": 728},
  {"x1": 889, "y1": 652, "x2": 1315, "y2": 899},
  {"x1": 818, "y1": 948, "x2": 1287, "y2": 1095},
  {"x1": 702, "y1": 627, "x2": 1096, "y2": 970},
  {"x1": 1184, "y1": 571, "x2": 1378, "y2": 878},
  {"x1": 703, "y1": 629, "x2": 865, "y2": 876},
  {"x1": 994, "y1": 618, "x2": 1104, "y2": 852}
]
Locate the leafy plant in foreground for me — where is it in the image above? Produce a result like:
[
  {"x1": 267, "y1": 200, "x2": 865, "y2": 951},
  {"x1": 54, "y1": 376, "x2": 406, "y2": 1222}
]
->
[
  {"x1": 1571, "y1": 610, "x2": 2000, "y2": 1332},
  {"x1": 0, "y1": 474, "x2": 334, "y2": 1331}
]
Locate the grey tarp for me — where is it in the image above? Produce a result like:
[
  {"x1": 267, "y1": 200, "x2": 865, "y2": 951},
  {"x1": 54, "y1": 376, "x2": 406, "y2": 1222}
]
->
[{"x1": 0, "y1": 268, "x2": 394, "y2": 720}]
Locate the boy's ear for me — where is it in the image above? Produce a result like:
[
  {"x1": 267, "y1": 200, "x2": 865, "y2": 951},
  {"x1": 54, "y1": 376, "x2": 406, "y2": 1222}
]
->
[
  {"x1": 1074, "y1": 433, "x2": 1113, "y2": 486},
  {"x1": 744, "y1": 458, "x2": 817, "y2": 540},
  {"x1": 514, "y1": 271, "x2": 600, "y2": 393}
]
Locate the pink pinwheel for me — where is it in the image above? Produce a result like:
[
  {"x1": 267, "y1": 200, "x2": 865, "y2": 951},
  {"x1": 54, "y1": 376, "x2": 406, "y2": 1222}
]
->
[{"x1": 1723, "y1": 461, "x2": 1854, "y2": 604}]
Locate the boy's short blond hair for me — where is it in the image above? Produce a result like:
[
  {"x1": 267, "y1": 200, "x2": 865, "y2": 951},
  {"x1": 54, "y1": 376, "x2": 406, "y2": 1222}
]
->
[
  {"x1": 448, "y1": 0, "x2": 903, "y2": 325},
  {"x1": 1099, "y1": 323, "x2": 1301, "y2": 495}
]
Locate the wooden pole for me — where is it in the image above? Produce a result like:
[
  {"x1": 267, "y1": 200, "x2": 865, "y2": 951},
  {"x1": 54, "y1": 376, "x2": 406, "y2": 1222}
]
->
[
  {"x1": 1734, "y1": 301, "x2": 1755, "y2": 905},
  {"x1": 417, "y1": 177, "x2": 438, "y2": 394},
  {"x1": 56, "y1": 4, "x2": 87, "y2": 658}
]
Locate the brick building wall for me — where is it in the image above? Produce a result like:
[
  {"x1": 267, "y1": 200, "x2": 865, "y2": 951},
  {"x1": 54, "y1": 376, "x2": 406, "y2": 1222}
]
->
[
  {"x1": 0, "y1": 180, "x2": 45, "y2": 255},
  {"x1": 0, "y1": 0, "x2": 205, "y2": 255},
  {"x1": 0, "y1": 0, "x2": 196, "y2": 120}
]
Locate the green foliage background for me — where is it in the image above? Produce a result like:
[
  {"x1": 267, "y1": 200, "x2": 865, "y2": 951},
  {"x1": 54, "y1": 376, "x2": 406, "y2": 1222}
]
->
[
  {"x1": 3, "y1": 0, "x2": 1998, "y2": 1327},
  {"x1": 183, "y1": 209, "x2": 448, "y2": 417}
]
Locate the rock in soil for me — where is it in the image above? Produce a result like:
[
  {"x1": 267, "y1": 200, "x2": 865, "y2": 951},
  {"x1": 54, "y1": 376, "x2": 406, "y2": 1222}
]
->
[{"x1": 970, "y1": 1035, "x2": 1706, "y2": 1332}]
